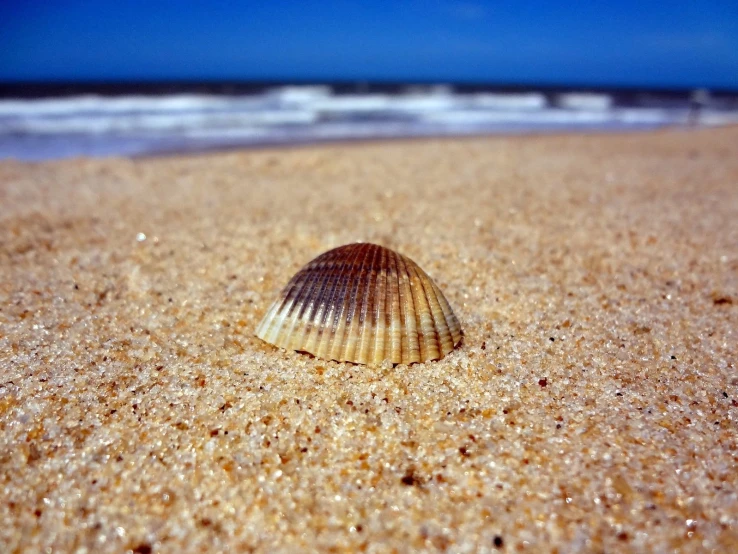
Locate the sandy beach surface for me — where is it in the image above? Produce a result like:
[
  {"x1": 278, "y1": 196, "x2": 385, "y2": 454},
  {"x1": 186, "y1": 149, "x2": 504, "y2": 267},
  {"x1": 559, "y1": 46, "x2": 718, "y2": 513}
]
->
[{"x1": 1, "y1": 127, "x2": 737, "y2": 553}]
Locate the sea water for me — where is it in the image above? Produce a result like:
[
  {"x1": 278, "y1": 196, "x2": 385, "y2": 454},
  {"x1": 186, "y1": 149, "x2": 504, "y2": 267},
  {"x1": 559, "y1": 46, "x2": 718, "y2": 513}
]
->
[{"x1": 1, "y1": 86, "x2": 737, "y2": 160}]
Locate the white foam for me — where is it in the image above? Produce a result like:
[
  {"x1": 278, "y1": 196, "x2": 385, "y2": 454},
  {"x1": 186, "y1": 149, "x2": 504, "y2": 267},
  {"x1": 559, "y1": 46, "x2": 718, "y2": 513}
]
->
[
  {"x1": 1, "y1": 87, "x2": 736, "y2": 160},
  {"x1": 419, "y1": 108, "x2": 675, "y2": 126},
  {"x1": 310, "y1": 95, "x2": 393, "y2": 112},
  {"x1": 0, "y1": 94, "x2": 274, "y2": 117},
  {"x1": 557, "y1": 93, "x2": 614, "y2": 111},
  {"x1": 0, "y1": 109, "x2": 317, "y2": 134},
  {"x1": 266, "y1": 86, "x2": 333, "y2": 104},
  {"x1": 464, "y1": 93, "x2": 547, "y2": 110}
]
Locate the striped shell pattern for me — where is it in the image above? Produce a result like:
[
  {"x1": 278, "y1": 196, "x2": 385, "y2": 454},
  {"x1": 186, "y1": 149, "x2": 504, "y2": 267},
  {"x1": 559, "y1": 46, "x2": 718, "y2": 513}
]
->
[{"x1": 255, "y1": 243, "x2": 462, "y2": 365}]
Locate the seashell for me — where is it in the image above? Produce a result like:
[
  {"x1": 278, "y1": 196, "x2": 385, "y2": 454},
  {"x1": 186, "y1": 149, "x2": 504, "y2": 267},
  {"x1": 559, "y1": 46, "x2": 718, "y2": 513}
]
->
[{"x1": 255, "y1": 243, "x2": 462, "y2": 365}]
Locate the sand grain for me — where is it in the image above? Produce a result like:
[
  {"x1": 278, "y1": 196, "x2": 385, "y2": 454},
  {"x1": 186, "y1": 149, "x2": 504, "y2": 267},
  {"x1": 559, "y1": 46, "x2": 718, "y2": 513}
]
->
[{"x1": 1, "y1": 128, "x2": 737, "y2": 553}]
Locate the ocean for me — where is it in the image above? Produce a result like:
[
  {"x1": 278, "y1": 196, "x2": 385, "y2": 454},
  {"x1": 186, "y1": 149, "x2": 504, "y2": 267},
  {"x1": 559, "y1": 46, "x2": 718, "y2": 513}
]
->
[{"x1": 1, "y1": 84, "x2": 737, "y2": 160}]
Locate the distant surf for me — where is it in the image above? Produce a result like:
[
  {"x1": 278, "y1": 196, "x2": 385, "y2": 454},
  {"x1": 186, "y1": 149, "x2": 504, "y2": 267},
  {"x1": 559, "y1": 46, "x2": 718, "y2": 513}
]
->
[{"x1": 1, "y1": 84, "x2": 737, "y2": 160}]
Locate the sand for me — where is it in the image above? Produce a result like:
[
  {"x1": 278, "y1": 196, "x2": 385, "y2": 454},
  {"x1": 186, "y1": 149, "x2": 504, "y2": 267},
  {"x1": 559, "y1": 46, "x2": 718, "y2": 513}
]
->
[{"x1": 1, "y1": 127, "x2": 737, "y2": 553}]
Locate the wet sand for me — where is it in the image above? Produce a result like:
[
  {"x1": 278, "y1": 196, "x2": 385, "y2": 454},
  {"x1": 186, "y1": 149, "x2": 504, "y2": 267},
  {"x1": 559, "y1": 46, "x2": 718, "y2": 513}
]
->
[{"x1": 1, "y1": 127, "x2": 737, "y2": 552}]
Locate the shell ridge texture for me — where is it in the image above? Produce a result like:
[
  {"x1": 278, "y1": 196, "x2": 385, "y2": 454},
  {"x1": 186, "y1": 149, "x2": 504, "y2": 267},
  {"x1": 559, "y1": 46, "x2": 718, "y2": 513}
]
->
[
  {"x1": 326, "y1": 243, "x2": 364, "y2": 360},
  {"x1": 418, "y1": 265, "x2": 452, "y2": 353},
  {"x1": 416, "y1": 264, "x2": 443, "y2": 359},
  {"x1": 408, "y1": 259, "x2": 434, "y2": 361},
  {"x1": 357, "y1": 245, "x2": 381, "y2": 364},
  {"x1": 371, "y1": 246, "x2": 389, "y2": 364},
  {"x1": 342, "y1": 243, "x2": 374, "y2": 362},
  {"x1": 374, "y1": 247, "x2": 390, "y2": 364},
  {"x1": 386, "y1": 250, "x2": 403, "y2": 362},
  {"x1": 301, "y1": 252, "x2": 345, "y2": 350},
  {"x1": 314, "y1": 244, "x2": 356, "y2": 358},
  {"x1": 328, "y1": 244, "x2": 365, "y2": 361},
  {"x1": 285, "y1": 252, "x2": 338, "y2": 349},
  {"x1": 269, "y1": 261, "x2": 314, "y2": 345},
  {"x1": 255, "y1": 243, "x2": 462, "y2": 365},
  {"x1": 397, "y1": 253, "x2": 421, "y2": 363}
]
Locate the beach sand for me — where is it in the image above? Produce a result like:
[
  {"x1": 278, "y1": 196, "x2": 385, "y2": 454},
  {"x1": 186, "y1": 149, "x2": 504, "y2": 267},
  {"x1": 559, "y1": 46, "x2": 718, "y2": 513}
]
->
[{"x1": 1, "y1": 127, "x2": 737, "y2": 553}]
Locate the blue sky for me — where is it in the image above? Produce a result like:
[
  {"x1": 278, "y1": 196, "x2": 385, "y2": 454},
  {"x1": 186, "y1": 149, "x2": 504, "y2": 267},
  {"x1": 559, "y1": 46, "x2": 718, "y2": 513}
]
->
[{"x1": 1, "y1": 1, "x2": 737, "y2": 88}]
